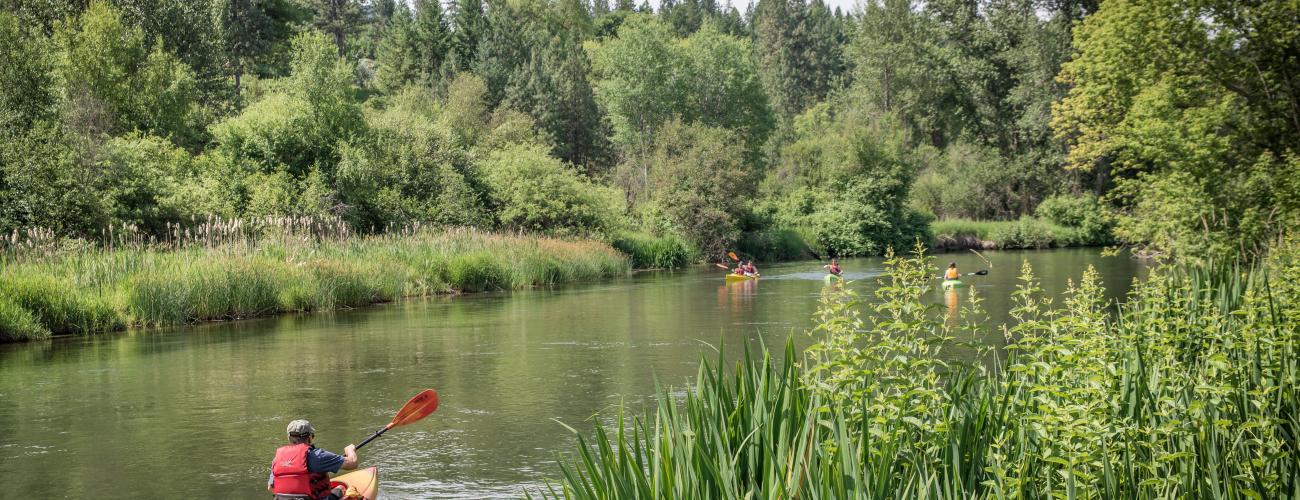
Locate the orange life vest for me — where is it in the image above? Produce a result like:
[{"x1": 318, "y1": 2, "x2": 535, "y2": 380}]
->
[{"x1": 945, "y1": 268, "x2": 959, "y2": 280}]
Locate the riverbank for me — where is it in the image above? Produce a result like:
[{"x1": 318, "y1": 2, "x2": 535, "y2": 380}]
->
[
  {"x1": 931, "y1": 217, "x2": 1109, "y2": 251},
  {"x1": 546, "y1": 251, "x2": 1299, "y2": 498},
  {"x1": 0, "y1": 229, "x2": 629, "y2": 342}
]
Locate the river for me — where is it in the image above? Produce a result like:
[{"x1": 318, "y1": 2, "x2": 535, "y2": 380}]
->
[{"x1": 0, "y1": 248, "x2": 1142, "y2": 498}]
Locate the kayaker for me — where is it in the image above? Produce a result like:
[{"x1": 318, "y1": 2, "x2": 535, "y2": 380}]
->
[
  {"x1": 944, "y1": 262, "x2": 960, "y2": 281},
  {"x1": 824, "y1": 258, "x2": 842, "y2": 277},
  {"x1": 268, "y1": 419, "x2": 359, "y2": 500},
  {"x1": 744, "y1": 261, "x2": 758, "y2": 276}
]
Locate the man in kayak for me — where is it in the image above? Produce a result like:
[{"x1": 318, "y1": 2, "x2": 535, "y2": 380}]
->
[
  {"x1": 824, "y1": 258, "x2": 842, "y2": 277},
  {"x1": 744, "y1": 260, "x2": 758, "y2": 276},
  {"x1": 268, "y1": 419, "x2": 359, "y2": 500},
  {"x1": 944, "y1": 262, "x2": 960, "y2": 281}
]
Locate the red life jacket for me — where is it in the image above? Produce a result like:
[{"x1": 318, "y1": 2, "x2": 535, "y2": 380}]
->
[{"x1": 270, "y1": 443, "x2": 333, "y2": 499}]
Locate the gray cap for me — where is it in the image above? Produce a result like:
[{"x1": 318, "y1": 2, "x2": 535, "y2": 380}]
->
[{"x1": 287, "y1": 419, "x2": 315, "y2": 436}]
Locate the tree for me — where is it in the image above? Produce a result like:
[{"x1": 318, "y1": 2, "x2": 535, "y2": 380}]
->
[
  {"x1": 448, "y1": 0, "x2": 486, "y2": 71},
  {"x1": 303, "y1": 0, "x2": 362, "y2": 56},
  {"x1": 645, "y1": 119, "x2": 751, "y2": 257},
  {"x1": 504, "y1": 35, "x2": 611, "y2": 172},
  {"x1": 212, "y1": 0, "x2": 295, "y2": 106},
  {"x1": 1053, "y1": 0, "x2": 1300, "y2": 261},
  {"x1": 54, "y1": 1, "x2": 201, "y2": 144},
  {"x1": 210, "y1": 31, "x2": 365, "y2": 178},
  {"x1": 0, "y1": 13, "x2": 56, "y2": 131}
]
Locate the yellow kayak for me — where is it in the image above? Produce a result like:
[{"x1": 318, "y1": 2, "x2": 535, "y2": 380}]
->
[
  {"x1": 725, "y1": 273, "x2": 759, "y2": 282},
  {"x1": 331, "y1": 467, "x2": 379, "y2": 500}
]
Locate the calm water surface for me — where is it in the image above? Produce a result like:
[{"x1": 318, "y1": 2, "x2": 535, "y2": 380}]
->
[{"x1": 0, "y1": 249, "x2": 1143, "y2": 498}]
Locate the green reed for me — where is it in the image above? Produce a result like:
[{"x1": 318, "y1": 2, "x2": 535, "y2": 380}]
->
[
  {"x1": 609, "y1": 232, "x2": 695, "y2": 269},
  {"x1": 543, "y1": 245, "x2": 1299, "y2": 498},
  {"x1": 0, "y1": 228, "x2": 629, "y2": 340}
]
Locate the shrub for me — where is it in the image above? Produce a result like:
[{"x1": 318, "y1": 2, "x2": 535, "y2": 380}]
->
[
  {"x1": 1036, "y1": 193, "x2": 1110, "y2": 244},
  {"x1": 483, "y1": 144, "x2": 619, "y2": 236},
  {"x1": 989, "y1": 216, "x2": 1056, "y2": 249},
  {"x1": 737, "y1": 228, "x2": 810, "y2": 262}
]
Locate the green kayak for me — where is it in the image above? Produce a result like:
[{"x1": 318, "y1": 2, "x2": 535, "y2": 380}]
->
[
  {"x1": 823, "y1": 274, "x2": 843, "y2": 284},
  {"x1": 942, "y1": 279, "x2": 964, "y2": 289}
]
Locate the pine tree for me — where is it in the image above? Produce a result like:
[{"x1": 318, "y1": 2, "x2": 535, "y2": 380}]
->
[
  {"x1": 304, "y1": 0, "x2": 363, "y2": 56},
  {"x1": 449, "y1": 0, "x2": 486, "y2": 71},
  {"x1": 410, "y1": 0, "x2": 450, "y2": 84}
]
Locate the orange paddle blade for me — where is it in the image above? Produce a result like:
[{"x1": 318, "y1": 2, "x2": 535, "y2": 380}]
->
[
  {"x1": 390, "y1": 389, "x2": 439, "y2": 428},
  {"x1": 727, "y1": 252, "x2": 739, "y2": 262},
  {"x1": 714, "y1": 263, "x2": 730, "y2": 270}
]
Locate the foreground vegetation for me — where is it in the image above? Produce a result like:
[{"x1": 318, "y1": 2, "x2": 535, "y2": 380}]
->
[
  {"x1": 545, "y1": 247, "x2": 1300, "y2": 498},
  {"x1": 0, "y1": 226, "x2": 628, "y2": 342}
]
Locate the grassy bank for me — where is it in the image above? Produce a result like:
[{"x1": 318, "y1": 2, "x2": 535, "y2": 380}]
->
[
  {"x1": 932, "y1": 216, "x2": 1108, "y2": 251},
  {"x1": 544, "y1": 248, "x2": 1299, "y2": 498},
  {"x1": 0, "y1": 229, "x2": 628, "y2": 341},
  {"x1": 609, "y1": 232, "x2": 694, "y2": 269}
]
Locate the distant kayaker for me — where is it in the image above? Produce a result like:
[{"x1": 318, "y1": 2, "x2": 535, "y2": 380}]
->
[
  {"x1": 944, "y1": 262, "x2": 960, "y2": 281},
  {"x1": 824, "y1": 258, "x2": 842, "y2": 277},
  {"x1": 268, "y1": 419, "x2": 359, "y2": 500},
  {"x1": 744, "y1": 261, "x2": 758, "y2": 276}
]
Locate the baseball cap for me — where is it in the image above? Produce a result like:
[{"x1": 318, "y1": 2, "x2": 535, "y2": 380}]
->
[{"x1": 287, "y1": 419, "x2": 315, "y2": 436}]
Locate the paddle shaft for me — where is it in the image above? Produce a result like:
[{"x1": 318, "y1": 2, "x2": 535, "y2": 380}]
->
[{"x1": 356, "y1": 424, "x2": 392, "y2": 450}]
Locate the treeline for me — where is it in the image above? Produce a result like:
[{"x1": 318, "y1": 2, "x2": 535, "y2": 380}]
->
[{"x1": 1, "y1": 0, "x2": 1296, "y2": 262}]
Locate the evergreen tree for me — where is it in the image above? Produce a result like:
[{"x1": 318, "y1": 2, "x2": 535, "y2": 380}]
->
[
  {"x1": 375, "y1": 3, "x2": 419, "y2": 90},
  {"x1": 449, "y1": 0, "x2": 486, "y2": 71},
  {"x1": 213, "y1": 0, "x2": 294, "y2": 105},
  {"x1": 303, "y1": 0, "x2": 362, "y2": 56},
  {"x1": 410, "y1": 0, "x2": 450, "y2": 83},
  {"x1": 752, "y1": 0, "x2": 806, "y2": 120},
  {"x1": 505, "y1": 35, "x2": 609, "y2": 172}
]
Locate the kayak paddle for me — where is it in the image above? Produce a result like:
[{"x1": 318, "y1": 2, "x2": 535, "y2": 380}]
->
[
  {"x1": 356, "y1": 389, "x2": 440, "y2": 450},
  {"x1": 934, "y1": 269, "x2": 989, "y2": 280},
  {"x1": 715, "y1": 263, "x2": 732, "y2": 270},
  {"x1": 727, "y1": 251, "x2": 740, "y2": 262}
]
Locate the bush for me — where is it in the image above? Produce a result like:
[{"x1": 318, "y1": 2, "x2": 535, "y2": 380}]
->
[
  {"x1": 737, "y1": 228, "x2": 810, "y2": 262},
  {"x1": 610, "y1": 232, "x2": 694, "y2": 269},
  {"x1": 1036, "y1": 193, "x2": 1109, "y2": 244},
  {"x1": 989, "y1": 216, "x2": 1057, "y2": 249},
  {"x1": 483, "y1": 144, "x2": 619, "y2": 236}
]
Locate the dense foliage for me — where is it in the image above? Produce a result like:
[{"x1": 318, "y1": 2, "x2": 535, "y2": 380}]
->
[{"x1": 1, "y1": 0, "x2": 1296, "y2": 262}]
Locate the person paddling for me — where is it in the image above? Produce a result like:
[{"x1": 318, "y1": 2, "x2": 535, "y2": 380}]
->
[
  {"x1": 268, "y1": 420, "x2": 359, "y2": 500},
  {"x1": 944, "y1": 262, "x2": 960, "y2": 281},
  {"x1": 744, "y1": 260, "x2": 758, "y2": 277},
  {"x1": 824, "y1": 258, "x2": 842, "y2": 277}
]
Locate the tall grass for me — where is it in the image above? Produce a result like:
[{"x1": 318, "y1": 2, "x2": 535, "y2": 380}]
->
[
  {"x1": 543, "y1": 245, "x2": 1300, "y2": 498},
  {"x1": 609, "y1": 232, "x2": 695, "y2": 269},
  {"x1": 0, "y1": 228, "x2": 629, "y2": 340}
]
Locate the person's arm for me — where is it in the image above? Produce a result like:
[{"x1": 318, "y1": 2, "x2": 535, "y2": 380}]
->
[{"x1": 341, "y1": 444, "x2": 358, "y2": 470}]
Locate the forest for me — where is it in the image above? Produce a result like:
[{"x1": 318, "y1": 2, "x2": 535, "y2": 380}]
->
[{"x1": 1, "y1": 0, "x2": 1297, "y2": 263}]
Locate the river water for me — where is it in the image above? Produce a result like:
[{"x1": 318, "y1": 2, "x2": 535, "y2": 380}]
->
[{"x1": 0, "y1": 248, "x2": 1142, "y2": 498}]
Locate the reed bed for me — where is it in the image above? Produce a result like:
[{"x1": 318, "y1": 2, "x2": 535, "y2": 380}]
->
[
  {"x1": 609, "y1": 232, "x2": 695, "y2": 269},
  {"x1": 543, "y1": 246, "x2": 1299, "y2": 498},
  {"x1": 0, "y1": 227, "x2": 628, "y2": 340}
]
